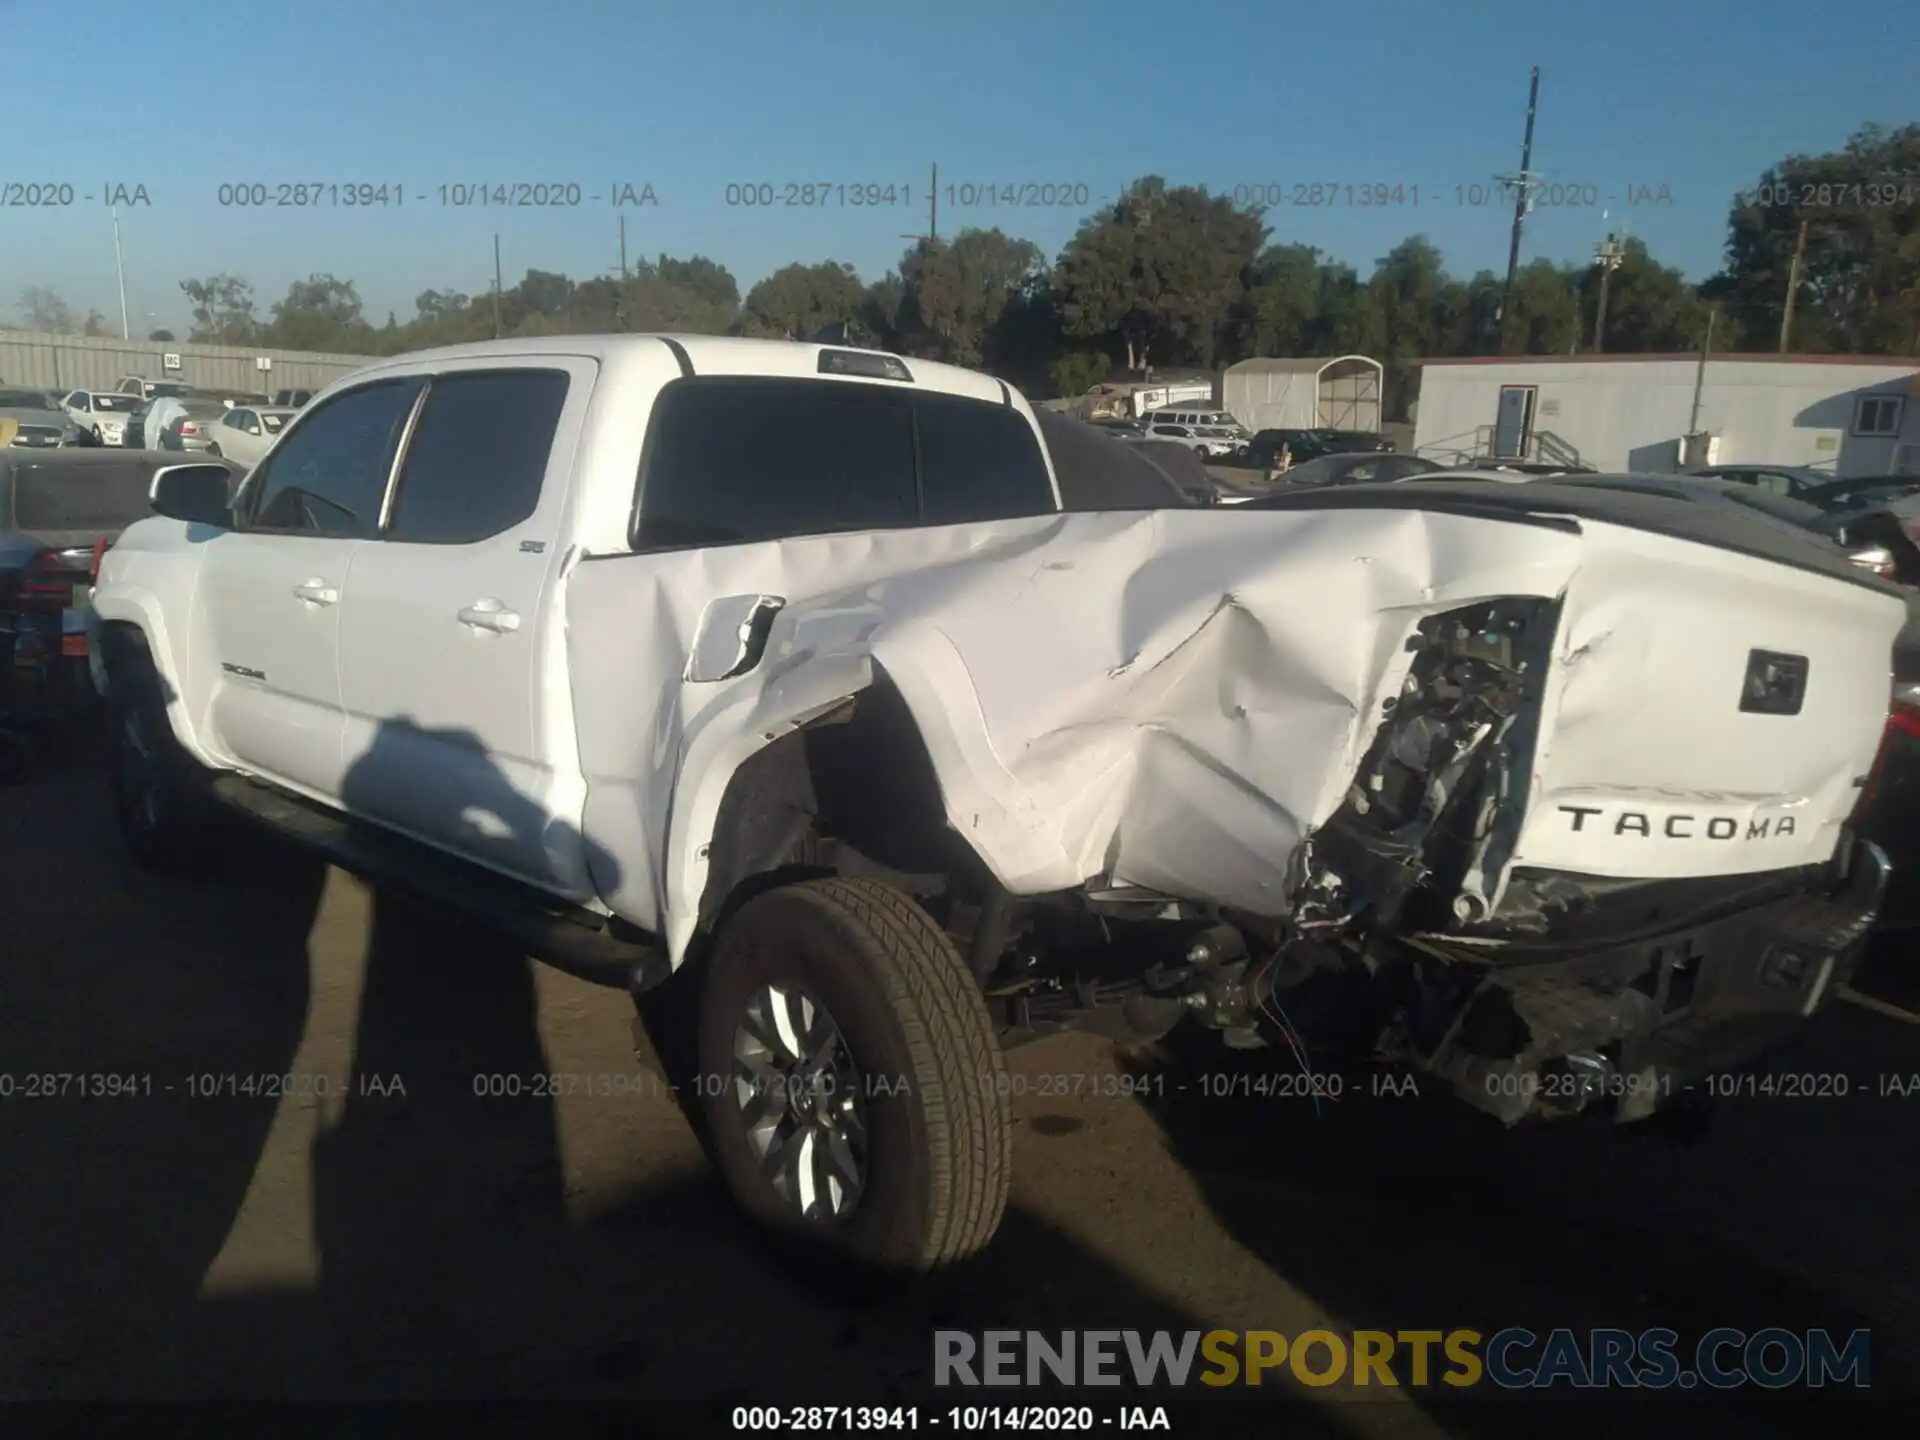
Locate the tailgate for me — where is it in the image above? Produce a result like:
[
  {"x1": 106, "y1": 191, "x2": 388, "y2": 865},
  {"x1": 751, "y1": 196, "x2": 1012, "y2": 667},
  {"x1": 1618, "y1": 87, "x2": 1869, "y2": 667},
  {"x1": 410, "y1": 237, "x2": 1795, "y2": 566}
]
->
[{"x1": 1508, "y1": 516, "x2": 1905, "y2": 882}]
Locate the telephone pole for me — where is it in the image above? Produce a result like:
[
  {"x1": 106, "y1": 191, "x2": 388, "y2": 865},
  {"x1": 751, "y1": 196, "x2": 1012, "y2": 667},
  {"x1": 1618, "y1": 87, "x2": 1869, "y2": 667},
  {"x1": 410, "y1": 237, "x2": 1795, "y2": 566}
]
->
[
  {"x1": 492, "y1": 234, "x2": 504, "y2": 339},
  {"x1": 1493, "y1": 65, "x2": 1542, "y2": 345},
  {"x1": 1592, "y1": 231, "x2": 1626, "y2": 353},
  {"x1": 901, "y1": 162, "x2": 939, "y2": 248},
  {"x1": 615, "y1": 214, "x2": 630, "y2": 331},
  {"x1": 1778, "y1": 217, "x2": 1810, "y2": 353}
]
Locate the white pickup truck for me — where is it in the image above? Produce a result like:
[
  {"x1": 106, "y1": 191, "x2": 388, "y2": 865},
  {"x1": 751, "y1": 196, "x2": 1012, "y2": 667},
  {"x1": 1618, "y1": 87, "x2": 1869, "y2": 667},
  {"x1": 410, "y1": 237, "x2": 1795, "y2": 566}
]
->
[{"x1": 89, "y1": 335, "x2": 1902, "y2": 1273}]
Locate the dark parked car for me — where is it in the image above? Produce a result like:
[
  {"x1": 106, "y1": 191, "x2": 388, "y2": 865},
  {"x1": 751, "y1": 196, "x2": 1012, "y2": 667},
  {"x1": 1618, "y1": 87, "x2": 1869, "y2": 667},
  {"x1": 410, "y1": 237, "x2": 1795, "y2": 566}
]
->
[
  {"x1": 1246, "y1": 428, "x2": 1392, "y2": 469},
  {"x1": 0, "y1": 451, "x2": 239, "y2": 780},
  {"x1": 1034, "y1": 412, "x2": 1215, "y2": 508},
  {"x1": 1447, "y1": 458, "x2": 1601, "y2": 477},
  {"x1": 1855, "y1": 621, "x2": 1920, "y2": 929},
  {"x1": 1273, "y1": 450, "x2": 1440, "y2": 489}
]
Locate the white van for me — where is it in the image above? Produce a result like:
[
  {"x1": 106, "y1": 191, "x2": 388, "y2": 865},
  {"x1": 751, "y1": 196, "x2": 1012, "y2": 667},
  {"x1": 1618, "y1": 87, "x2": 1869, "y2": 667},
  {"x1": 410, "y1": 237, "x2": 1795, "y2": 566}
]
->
[{"x1": 1142, "y1": 407, "x2": 1248, "y2": 457}]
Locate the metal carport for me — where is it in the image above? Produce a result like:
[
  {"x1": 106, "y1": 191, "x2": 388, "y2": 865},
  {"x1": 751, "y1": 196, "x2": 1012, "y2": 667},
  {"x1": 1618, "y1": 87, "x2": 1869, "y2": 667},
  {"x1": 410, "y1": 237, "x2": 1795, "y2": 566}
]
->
[{"x1": 1221, "y1": 356, "x2": 1384, "y2": 432}]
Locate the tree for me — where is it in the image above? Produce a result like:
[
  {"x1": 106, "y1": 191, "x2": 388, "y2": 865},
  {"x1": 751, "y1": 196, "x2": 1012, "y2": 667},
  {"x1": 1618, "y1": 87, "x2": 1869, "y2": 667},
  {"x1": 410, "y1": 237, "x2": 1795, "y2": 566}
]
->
[
  {"x1": 1707, "y1": 123, "x2": 1920, "y2": 353},
  {"x1": 901, "y1": 229, "x2": 1045, "y2": 367},
  {"x1": 20, "y1": 286, "x2": 75, "y2": 333},
  {"x1": 655, "y1": 255, "x2": 740, "y2": 312},
  {"x1": 1053, "y1": 177, "x2": 1267, "y2": 371},
  {"x1": 180, "y1": 275, "x2": 258, "y2": 344},
  {"x1": 1233, "y1": 243, "x2": 1326, "y2": 360},
  {"x1": 82, "y1": 311, "x2": 112, "y2": 338},
  {"x1": 741, "y1": 261, "x2": 866, "y2": 339},
  {"x1": 147, "y1": 328, "x2": 175, "y2": 342},
  {"x1": 1051, "y1": 349, "x2": 1111, "y2": 402},
  {"x1": 261, "y1": 274, "x2": 372, "y2": 351}
]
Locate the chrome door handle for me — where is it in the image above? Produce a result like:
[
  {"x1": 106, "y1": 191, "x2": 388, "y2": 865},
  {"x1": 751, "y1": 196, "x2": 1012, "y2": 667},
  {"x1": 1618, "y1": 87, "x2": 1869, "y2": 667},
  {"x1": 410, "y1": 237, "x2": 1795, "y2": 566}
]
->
[
  {"x1": 457, "y1": 600, "x2": 521, "y2": 634},
  {"x1": 292, "y1": 579, "x2": 338, "y2": 606}
]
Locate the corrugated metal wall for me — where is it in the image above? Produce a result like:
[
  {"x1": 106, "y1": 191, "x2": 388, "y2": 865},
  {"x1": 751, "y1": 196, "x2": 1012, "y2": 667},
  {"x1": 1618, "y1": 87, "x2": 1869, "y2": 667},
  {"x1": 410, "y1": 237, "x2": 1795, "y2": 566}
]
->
[{"x1": 0, "y1": 330, "x2": 377, "y2": 394}]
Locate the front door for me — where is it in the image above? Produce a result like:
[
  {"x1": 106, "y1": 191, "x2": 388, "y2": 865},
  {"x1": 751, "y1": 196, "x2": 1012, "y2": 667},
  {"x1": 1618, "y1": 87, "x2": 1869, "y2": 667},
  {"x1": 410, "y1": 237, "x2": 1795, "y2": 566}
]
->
[
  {"x1": 193, "y1": 376, "x2": 425, "y2": 801},
  {"x1": 1493, "y1": 385, "x2": 1535, "y2": 459},
  {"x1": 334, "y1": 362, "x2": 590, "y2": 894}
]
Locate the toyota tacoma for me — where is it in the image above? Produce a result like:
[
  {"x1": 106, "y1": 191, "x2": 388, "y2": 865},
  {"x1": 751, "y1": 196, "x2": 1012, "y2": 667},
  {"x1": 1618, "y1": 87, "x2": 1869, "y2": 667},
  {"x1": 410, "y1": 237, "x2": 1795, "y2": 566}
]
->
[{"x1": 88, "y1": 335, "x2": 1902, "y2": 1271}]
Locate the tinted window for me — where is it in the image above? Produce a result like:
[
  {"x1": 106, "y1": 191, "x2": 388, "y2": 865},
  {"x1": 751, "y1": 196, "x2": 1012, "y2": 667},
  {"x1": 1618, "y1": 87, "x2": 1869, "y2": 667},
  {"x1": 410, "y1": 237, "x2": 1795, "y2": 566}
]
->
[
  {"x1": 11, "y1": 460, "x2": 158, "y2": 530},
  {"x1": 0, "y1": 389, "x2": 55, "y2": 409},
  {"x1": 914, "y1": 393, "x2": 1054, "y2": 525},
  {"x1": 635, "y1": 377, "x2": 916, "y2": 547},
  {"x1": 244, "y1": 380, "x2": 421, "y2": 538},
  {"x1": 223, "y1": 409, "x2": 248, "y2": 429},
  {"x1": 385, "y1": 370, "x2": 569, "y2": 543}
]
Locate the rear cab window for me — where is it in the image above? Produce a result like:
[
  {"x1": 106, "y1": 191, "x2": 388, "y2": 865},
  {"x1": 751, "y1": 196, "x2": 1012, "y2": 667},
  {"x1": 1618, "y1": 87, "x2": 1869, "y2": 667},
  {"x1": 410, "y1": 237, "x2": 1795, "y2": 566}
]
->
[{"x1": 631, "y1": 376, "x2": 1054, "y2": 549}]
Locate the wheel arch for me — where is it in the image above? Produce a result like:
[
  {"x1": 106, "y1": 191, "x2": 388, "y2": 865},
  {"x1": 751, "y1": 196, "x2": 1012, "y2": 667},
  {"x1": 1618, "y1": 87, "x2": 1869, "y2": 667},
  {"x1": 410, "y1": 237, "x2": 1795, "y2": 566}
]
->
[
  {"x1": 659, "y1": 647, "x2": 1080, "y2": 970},
  {"x1": 92, "y1": 600, "x2": 214, "y2": 765}
]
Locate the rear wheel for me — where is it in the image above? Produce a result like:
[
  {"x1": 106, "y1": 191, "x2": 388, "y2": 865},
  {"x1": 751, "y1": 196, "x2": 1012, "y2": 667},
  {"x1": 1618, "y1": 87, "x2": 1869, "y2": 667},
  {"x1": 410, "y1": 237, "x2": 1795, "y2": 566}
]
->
[
  {"x1": 693, "y1": 877, "x2": 1011, "y2": 1272},
  {"x1": 104, "y1": 635, "x2": 216, "y2": 870}
]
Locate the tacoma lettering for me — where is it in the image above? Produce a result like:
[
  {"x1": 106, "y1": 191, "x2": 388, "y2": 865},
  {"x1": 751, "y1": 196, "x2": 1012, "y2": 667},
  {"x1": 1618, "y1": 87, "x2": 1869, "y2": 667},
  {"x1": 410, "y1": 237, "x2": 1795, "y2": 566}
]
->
[{"x1": 1558, "y1": 806, "x2": 1795, "y2": 839}]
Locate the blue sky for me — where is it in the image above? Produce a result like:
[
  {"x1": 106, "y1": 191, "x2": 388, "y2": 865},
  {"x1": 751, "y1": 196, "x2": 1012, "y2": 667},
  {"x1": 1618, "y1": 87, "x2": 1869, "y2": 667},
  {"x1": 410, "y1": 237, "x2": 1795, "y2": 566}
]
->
[{"x1": 2, "y1": 0, "x2": 1913, "y2": 335}]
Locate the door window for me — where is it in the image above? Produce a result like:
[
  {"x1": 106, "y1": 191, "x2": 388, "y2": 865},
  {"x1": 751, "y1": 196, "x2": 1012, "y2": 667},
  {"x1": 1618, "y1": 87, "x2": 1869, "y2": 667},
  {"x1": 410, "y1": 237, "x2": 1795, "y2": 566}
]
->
[
  {"x1": 383, "y1": 370, "x2": 569, "y2": 543},
  {"x1": 240, "y1": 379, "x2": 423, "y2": 538}
]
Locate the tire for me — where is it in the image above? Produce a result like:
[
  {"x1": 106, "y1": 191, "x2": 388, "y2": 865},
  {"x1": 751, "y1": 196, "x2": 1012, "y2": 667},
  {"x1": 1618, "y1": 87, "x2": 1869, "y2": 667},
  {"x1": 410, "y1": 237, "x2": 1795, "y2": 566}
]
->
[
  {"x1": 104, "y1": 634, "x2": 216, "y2": 870},
  {"x1": 89, "y1": 426, "x2": 102, "y2": 446},
  {"x1": 693, "y1": 877, "x2": 1011, "y2": 1272}
]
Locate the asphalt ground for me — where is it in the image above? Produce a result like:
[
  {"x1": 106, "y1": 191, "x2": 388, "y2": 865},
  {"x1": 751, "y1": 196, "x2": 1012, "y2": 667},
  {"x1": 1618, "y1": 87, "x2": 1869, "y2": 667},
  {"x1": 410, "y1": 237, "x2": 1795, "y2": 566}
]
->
[{"x1": 2, "y1": 742, "x2": 1916, "y2": 1436}]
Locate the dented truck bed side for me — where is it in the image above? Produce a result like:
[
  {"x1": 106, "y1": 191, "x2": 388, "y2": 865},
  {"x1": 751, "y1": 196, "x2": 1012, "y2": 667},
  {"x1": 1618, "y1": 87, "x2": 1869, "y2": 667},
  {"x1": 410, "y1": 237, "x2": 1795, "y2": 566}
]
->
[{"x1": 562, "y1": 498, "x2": 1906, "y2": 967}]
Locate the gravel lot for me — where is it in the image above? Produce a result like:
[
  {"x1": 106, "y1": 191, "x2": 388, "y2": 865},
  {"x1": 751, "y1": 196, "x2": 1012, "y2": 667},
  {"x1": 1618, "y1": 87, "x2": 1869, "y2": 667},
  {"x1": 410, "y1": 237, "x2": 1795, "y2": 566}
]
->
[{"x1": 2, "y1": 748, "x2": 1917, "y2": 1433}]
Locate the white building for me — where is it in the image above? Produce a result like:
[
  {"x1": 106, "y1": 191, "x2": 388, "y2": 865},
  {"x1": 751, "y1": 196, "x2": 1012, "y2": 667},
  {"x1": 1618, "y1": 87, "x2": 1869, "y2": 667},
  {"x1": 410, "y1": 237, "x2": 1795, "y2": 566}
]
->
[
  {"x1": 1411, "y1": 354, "x2": 1920, "y2": 477},
  {"x1": 1221, "y1": 356, "x2": 1384, "y2": 433}
]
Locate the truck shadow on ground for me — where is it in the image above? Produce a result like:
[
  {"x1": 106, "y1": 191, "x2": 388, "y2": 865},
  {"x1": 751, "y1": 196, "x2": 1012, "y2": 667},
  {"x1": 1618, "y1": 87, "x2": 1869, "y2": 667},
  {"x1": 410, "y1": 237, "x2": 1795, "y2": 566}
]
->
[
  {"x1": 1118, "y1": 965, "x2": 1920, "y2": 1437},
  {"x1": 0, "y1": 727, "x2": 1372, "y2": 1437}
]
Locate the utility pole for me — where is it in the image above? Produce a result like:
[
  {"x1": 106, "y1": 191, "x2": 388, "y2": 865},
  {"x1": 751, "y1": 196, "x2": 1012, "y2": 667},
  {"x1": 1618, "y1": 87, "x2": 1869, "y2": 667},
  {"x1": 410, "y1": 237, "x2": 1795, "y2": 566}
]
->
[
  {"x1": 901, "y1": 162, "x2": 939, "y2": 249},
  {"x1": 111, "y1": 206, "x2": 130, "y2": 340},
  {"x1": 1592, "y1": 231, "x2": 1627, "y2": 353},
  {"x1": 1493, "y1": 65, "x2": 1541, "y2": 347},
  {"x1": 1688, "y1": 306, "x2": 1717, "y2": 437},
  {"x1": 492, "y1": 234, "x2": 504, "y2": 339},
  {"x1": 1779, "y1": 217, "x2": 1809, "y2": 353},
  {"x1": 615, "y1": 214, "x2": 630, "y2": 331}
]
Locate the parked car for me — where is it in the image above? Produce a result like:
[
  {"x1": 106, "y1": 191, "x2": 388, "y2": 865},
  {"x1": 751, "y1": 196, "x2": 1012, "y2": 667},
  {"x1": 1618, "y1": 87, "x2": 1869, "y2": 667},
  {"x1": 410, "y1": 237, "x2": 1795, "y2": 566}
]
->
[
  {"x1": 116, "y1": 376, "x2": 202, "y2": 401},
  {"x1": 0, "y1": 451, "x2": 236, "y2": 780},
  {"x1": 91, "y1": 335, "x2": 1900, "y2": 1273},
  {"x1": 159, "y1": 399, "x2": 239, "y2": 453},
  {"x1": 206, "y1": 405, "x2": 297, "y2": 466},
  {"x1": 1140, "y1": 417, "x2": 1239, "y2": 457},
  {"x1": 1244, "y1": 428, "x2": 1393, "y2": 470},
  {"x1": 271, "y1": 387, "x2": 317, "y2": 408},
  {"x1": 0, "y1": 387, "x2": 81, "y2": 449},
  {"x1": 1288, "y1": 451, "x2": 1441, "y2": 487},
  {"x1": 1443, "y1": 457, "x2": 1600, "y2": 477},
  {"x1": 1854, "y1": 627, "x2": 1920, "y2": 929},
  {"x1": 61, "y1": 390, "x2": 144, "y2": 447},
  {"x1": 1035, "y1": 412, "x2": 1215, "y2": 508},
  {"x1": 1687, "y1": 463, "x2": 1836, "y2": 501}
]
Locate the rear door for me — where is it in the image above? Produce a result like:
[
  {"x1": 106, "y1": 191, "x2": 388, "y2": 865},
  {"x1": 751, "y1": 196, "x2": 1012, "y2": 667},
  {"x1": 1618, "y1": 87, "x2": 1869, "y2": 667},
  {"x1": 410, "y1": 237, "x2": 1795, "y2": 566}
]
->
[
  {"x1": 333, "y1": 362, "x2": 590, "y2": 893},
  {"x1": 192, "y1": 378, "x2": 423, "y2": 800}
]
